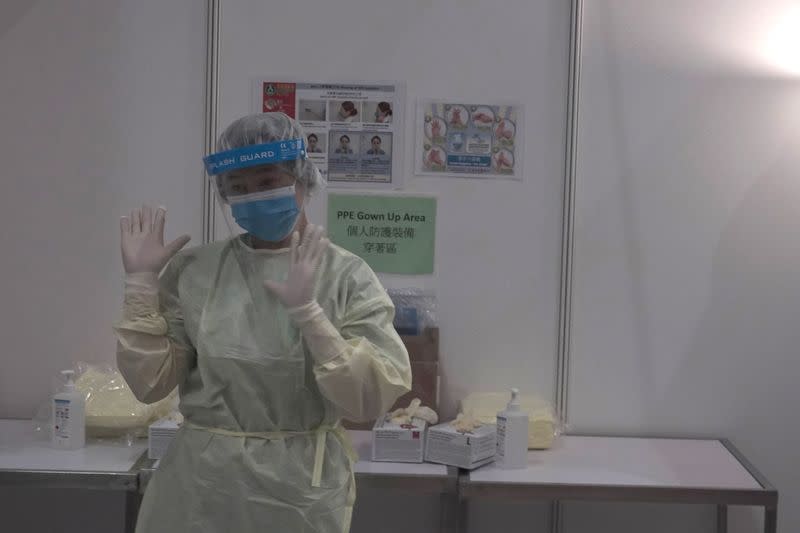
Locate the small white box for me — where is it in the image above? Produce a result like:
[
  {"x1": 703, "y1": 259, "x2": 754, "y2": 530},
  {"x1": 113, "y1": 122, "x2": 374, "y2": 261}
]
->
[
  {"x1": 148, "y1": 417, "x2": 181, "y2": 460},
  {"x1": 372, "y1": 416, "x2": 427, "y2": 463},
  {"x1": 425, "y1": 421, "x2": 497, "y2": 469}
]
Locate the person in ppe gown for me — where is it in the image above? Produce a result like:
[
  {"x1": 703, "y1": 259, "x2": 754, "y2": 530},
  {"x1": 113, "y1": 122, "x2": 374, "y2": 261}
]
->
[{"x1": 114, "y1": 112, "x2": 412, "y2": 533}]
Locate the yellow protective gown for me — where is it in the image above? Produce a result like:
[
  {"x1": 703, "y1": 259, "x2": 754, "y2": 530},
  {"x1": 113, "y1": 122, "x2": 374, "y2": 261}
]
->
[{"x1": 114, "y1": 237, "x2": 411, "y2": 533}]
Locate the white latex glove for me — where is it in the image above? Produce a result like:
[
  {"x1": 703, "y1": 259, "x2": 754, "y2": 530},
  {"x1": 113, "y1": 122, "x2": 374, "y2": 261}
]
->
[
  {"x1": 389, "y1": 398, "x2": 439, "y2": 426},
  {"x1": 264, "y1": 224, "x2": 330, "y2": 308},
  {"x1": 414, "y1": 406, "x2": 439, "y2": 425},
  {"x1": 120, "y1": 205, "x2": 191, "y2": 274},
  {"x1": 452, "y1": 412, "x2": 482, "y2": 432}
]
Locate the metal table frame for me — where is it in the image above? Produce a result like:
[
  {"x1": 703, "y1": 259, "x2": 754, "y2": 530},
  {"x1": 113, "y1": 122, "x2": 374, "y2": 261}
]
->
[
  {"x1": 0, "y1": 452, "x2": 151, "y2": 533},
  {"x1": 458, "y1": 438, "x2": 778, "y2": 533},
  {"x1": 1, "y1": 434, "x2": 777, "y2": 533},
  {"x1": 353, "y1": 466, "x2": 461, "y2": 533},
  {"x1": 138, "y1": 459, "x2": 461, "y2": 533}
]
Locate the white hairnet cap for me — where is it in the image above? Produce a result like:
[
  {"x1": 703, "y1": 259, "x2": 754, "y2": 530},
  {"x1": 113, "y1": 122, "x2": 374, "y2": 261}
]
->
[{"x1": 216, "y1": 112, "x2": 324, "y2": 195}]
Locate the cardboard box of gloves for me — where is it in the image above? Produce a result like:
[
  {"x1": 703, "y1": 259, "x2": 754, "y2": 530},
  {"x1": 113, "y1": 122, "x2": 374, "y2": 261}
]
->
[
  {"x1": 372, "y1": 416, "x2": 428, "y2": 463},
  {"x1": 372, "y1": 414, "x2": 499, "y2": 469},
  {"x1": 425, "y1": 421, "x2": 497, "y2": 469}
]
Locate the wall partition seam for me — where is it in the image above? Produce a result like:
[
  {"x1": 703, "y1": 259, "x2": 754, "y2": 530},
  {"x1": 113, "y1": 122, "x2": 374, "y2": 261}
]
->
[
  {"x1": 554, "y1": 0, "x2": 584, "y2": 531},
  {"x1": 202, "y1": 0, "x2": 221, "y2": 244},
  {"x1": 556, "y1": 0, "x2": 584, "y2": 438}
]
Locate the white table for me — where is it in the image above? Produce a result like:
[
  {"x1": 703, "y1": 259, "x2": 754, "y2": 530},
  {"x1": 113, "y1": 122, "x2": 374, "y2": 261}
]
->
[
  {"x1": 138, "y1": 430, "x2": 460, "y2": 532},
  {"x1": 0, "y1": 419, "x2": 149, "y2": 533},
  {"x1": 461, "y1": 435, "x2": 777, "y2": 533},
  {"x1": 349, "y1": 431, "x2": 460, "y2": 532},
  {"x1": 348, "y1": 430, "x2": 455, "y2": 488},
  {"x1": 3, "y1": 421, "x2": 776, "y2": 533}
]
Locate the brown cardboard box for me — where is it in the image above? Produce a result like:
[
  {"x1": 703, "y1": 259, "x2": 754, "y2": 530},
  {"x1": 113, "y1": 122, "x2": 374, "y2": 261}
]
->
[{"x1": 342, "y1": 328, "x2": 439, "y2": 430}]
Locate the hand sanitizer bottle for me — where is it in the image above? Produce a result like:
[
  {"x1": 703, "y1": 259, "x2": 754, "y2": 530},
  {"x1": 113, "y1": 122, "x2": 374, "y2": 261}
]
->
[
  {"x1": 496, "y1": 388, "x2": 529, "y2": 469},
  {"x1": 52, "y1": 370, "x2": 85, "y2": 449}
]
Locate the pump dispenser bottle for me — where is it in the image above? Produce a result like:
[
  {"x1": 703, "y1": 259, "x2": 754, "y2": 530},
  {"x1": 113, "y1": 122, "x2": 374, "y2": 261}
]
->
[
  {"x1": 52, "y1": 370, "x2": 85, "y2": 449},
  {"x1": 496, "y1": 387, "x2": 529, "y2": 469}
]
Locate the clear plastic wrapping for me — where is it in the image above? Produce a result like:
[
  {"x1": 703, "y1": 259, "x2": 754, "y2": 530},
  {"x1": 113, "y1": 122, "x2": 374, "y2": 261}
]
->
[
  {"x1": 387, "y1": 288, "x2": 438, "y2": 335},
  {"x1": 33, "y1": 362, "x2": 178, "y2": 444},
  {"x1": 459, "y1": 391, "x2": 565, "y2": 449}
]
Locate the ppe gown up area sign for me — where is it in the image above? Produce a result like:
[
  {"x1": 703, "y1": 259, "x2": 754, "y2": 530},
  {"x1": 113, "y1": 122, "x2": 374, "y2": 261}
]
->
[{"x1": 327, "y1": 194, "x2": 436, "y2": 275}]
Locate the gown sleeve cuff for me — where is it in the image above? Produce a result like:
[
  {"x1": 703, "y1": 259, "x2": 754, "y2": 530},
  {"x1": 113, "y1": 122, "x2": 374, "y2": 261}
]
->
[{"x1": 287, "y1": 301, "x2": 349, "y2": 365}]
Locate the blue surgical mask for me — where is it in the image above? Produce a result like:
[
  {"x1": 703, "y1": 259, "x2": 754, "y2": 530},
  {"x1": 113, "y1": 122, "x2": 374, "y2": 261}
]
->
[{"x1": 230, "y1": 186, "x2": 301, "y2": 242}]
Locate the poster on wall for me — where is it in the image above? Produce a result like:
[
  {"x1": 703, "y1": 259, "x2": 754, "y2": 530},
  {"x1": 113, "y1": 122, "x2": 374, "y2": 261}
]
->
[
  {"x1": 415, "y1": 100, "x2": 523, "y2": 180},
  {"x1": 327, "y1": 194, "x2": 436, "y2": 275},
  {"x1": 253, "y1": 80, "x2": 404, "y2": 188}
]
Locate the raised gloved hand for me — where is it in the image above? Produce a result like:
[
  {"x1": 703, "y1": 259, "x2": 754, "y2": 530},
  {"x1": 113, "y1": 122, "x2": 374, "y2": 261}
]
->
[
  {"x1": 120, "y1": 205, "x2": 191, "y2": 274},
  {"x1": 264, "y1": 224, "x2": 330, "y2": 309}
]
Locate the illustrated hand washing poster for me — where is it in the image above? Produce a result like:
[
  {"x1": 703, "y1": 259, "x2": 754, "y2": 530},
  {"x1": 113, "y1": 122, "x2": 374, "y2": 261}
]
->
[
  {"x1": 415, "y1": 100, "x2": 523, "y2": 180},
  {"x1": 254, "y1": 80, "x2": 404, "y2": 188}
]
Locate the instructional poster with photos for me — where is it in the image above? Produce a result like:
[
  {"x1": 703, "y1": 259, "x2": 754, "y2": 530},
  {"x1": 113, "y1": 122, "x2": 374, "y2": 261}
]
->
[
  {"x1": 253, "y1": 80, "x2": 403, "y2": 188},
  {"x1": 415, "y1": 100, "x2": 523, "y2": 180}
]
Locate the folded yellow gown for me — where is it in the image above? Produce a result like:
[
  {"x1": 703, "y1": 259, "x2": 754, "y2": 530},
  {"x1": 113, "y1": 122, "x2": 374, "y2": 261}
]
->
[{"x1": 460, "y1": 392, "x2": 558, "y2": 449}]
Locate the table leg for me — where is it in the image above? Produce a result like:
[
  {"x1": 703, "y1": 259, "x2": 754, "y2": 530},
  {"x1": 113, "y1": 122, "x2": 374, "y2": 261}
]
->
[
  {"x1": 439, "y1": 491, "x2": 460, "y2": 533},
  {"x1": 764, "y1": 506, "x2": 777, "y2": 533},
  {"x1": 716, "y1": 505, "x2": 728, "y2": 533},
  {"x1": 458, "y1": 496, "x2": 469, "y2": 533},
  {"x1": 550, "y1": 501, "x2": 562, "y2": 533},
  {"x1": 124, "y1": 491, "x2": 141, "y2": 533}
]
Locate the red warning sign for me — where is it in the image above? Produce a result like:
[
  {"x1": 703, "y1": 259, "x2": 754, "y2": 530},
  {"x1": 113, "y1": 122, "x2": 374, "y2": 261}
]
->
[{"x1": 261, "y1": 82, "x2": 297, "y2": 117}]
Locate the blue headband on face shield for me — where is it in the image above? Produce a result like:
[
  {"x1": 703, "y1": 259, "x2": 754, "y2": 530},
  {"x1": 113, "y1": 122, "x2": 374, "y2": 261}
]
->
[{"x1": 203, "y1": 140, "x2": 306, "y2": 175}]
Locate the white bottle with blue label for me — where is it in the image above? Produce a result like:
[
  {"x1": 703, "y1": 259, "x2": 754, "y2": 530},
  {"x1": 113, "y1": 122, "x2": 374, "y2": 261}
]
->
[
  {"x1": 52, "y1": 370, "x2": 85, "y2": 450},
  {"x1": 496, "y1": 388, "x2": 529, "y2": 469}
]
